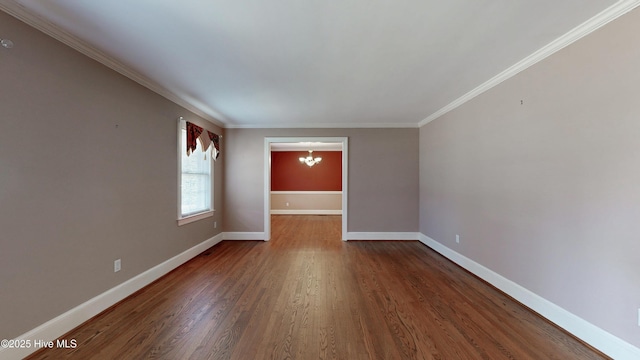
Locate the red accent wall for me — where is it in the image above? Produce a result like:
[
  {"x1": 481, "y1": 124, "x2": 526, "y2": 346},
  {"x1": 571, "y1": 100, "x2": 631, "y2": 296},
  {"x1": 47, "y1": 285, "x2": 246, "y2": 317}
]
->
[{"x1": 271, "y1": 151, "x2": 342, "y2": 191}]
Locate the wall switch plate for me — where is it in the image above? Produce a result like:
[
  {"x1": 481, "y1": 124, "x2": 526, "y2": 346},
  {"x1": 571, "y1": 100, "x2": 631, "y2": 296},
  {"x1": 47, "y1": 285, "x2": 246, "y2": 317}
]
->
[
  {"x1": 114, "y1": 259, "x2": 121, "y2": 273},
  {"x1": 286, "y1": 202, "x2": 289, "y2": 207},
  {"x1": 214, "y1": 221, "x2": 217, "y2": 228},
  {"x1": 638, "y1": 308, "x2": 640, "y2": 327},
  {"x1": 456, "y1": 234, "x2": 460, "y2": 244}
]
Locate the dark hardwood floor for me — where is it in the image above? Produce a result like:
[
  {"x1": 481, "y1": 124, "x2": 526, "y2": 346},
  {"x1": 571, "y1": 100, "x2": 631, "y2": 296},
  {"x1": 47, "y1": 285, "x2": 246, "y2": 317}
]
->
[{"x1": 27, "y1": 215, "x2": 607, "y2": 359}]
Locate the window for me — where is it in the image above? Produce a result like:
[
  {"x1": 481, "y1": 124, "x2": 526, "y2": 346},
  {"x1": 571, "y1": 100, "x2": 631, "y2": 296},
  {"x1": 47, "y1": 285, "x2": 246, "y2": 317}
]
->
[{"x1": 178, "y1": 120, "x2": 213, "y2": 225}]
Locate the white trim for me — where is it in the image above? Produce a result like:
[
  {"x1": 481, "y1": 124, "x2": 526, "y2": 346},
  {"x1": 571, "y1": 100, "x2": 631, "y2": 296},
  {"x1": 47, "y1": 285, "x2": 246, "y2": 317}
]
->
[
  {"x1": 264, "y1": 139, "x2": 272, "y2": 241},
  {"x1": 265, "y1": 137, "x2": 348, "y2": 241},
  {"x1": 177, "y1": 118, "x2": 215, "y2": 224},
  {"x1": 341, "y1": 139, "x2": 348, "y2": 241},
  {"x1": 177, "y1": 210, "x2": 214, "y2": 226},
  {"x1": 270, "y1": 143, "x2": 344, "y2": 151},
  {"x1": 223, "y1": 232, "x2": 266, "y2": 240},
  {"x1": 271, "y1": 210, "x2": 342, "y2": 215},
  {"x1": 177, "y1": 117, "x2": 183, "y2": 222},
  {"x1": 418, "y1": 0, "x2": 640, "y2": 127},
  {"x1": 418, "y1": 233, "x2": 640, "y2": 360},
  {"x1": 226, "y1": 122, "x2": 418, "y2": 129},
  {"x1": 0, "y1": 3, "x2": 227, "y2": 128},
  {"x1": 0, "y1": 233, "x2": 224, "y2": 360},
  {"x1": 270, "y1": 191, "x2": 342, "y2": 195},
  {"x1": 346, "y1": 232, "x2": 419, "y2": 241},
  {"x1": 2, "y1": 1, "x2": 638, "y2": 130}
]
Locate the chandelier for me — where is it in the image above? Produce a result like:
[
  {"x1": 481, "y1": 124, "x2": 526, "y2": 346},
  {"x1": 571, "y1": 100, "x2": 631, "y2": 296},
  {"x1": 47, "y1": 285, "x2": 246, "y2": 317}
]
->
[{"x1": 299, "y1": 150, "x2": 322, "y2": 167}]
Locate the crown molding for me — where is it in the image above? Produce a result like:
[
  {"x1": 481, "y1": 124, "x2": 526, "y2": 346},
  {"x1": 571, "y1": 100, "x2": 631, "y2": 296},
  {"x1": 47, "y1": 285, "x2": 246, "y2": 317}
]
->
[
  {"x1": 418, "y1": 0, "x2": 640, "y2": 127},
  {"x1": 4, "y1": 0, "x2": 638, "y2": 130},
  {"x1": 224, "y1": 121, "x2": 419, "y2": 129},
  {"x1": 0, "y1": 1, "x2": 227, "y2": 128},
  {"x1": 0, "y1": 1, "x2": 415, "y2": 130}
]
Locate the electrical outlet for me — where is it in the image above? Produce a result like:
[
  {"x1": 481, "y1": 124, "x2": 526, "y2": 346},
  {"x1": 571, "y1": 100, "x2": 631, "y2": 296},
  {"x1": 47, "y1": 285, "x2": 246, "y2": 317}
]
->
[
  {"x1": 214, "y1": 221, "x2": 217, "y2": 228},
  {"x1": 456, "y1": 234, "x2": 460, "y2": 244},
  {"x1": 286, "y1": 202, "x2": 289, "y2": 207},
  {"x1": 638, "y1": 308, "x2": 640, "y2": 327},
  {"x1": 114, "y1": 259, "x2": 121, "y2": 273}
]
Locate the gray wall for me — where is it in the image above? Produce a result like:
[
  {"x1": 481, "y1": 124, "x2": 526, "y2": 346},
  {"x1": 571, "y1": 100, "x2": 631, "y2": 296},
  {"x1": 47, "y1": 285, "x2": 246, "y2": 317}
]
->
[
  {"x1": 10, "y1": 0, "x2": 637, "y2": 350},
  {"x1": 0, "y1": 11, "x2": 223, "y2": 339},
  {"x1": 419, "y1": 8, "x2": 640, "y2": 348},
  {"x1": 224, "y1": 128, "x2": 419, "y2": 233}
]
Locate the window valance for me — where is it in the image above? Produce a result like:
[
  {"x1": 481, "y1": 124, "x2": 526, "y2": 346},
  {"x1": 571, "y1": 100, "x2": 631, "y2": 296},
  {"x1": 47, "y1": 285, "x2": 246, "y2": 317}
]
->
[{"x1": 186, "y1": 121, "x2": 221, "y2": 160}]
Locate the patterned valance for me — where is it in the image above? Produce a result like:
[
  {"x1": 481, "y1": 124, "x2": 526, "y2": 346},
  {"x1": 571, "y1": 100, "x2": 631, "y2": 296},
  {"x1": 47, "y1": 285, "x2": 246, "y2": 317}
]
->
[{"x1": 186, "y1": 121, "x2": 221, "y2": 160}]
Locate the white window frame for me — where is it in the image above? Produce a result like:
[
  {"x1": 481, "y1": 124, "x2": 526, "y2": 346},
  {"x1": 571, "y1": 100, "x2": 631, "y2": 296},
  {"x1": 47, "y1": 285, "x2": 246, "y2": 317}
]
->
[{"x1": 177, "y1": 118, "x2": 214, "y2": 226}]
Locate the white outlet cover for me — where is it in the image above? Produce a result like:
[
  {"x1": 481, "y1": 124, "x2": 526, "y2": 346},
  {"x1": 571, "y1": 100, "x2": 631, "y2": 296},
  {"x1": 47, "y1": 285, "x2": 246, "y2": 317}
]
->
[{"x1": 114, "y1": 259, "x2": 121, "y2": 272}]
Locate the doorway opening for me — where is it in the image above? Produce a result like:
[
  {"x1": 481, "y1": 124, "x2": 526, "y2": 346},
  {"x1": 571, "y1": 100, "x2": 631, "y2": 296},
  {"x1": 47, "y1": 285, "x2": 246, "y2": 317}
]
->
[
  {"x1": 269, "y1": 215, "x2": 343, "y2": 249},
  {"x1": 264, "y1": 137, "x2": 348, "y2": 241}
]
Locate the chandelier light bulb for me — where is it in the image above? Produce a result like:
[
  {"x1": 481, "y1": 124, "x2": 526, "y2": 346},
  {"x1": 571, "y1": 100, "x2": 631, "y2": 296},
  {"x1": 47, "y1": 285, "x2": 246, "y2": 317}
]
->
[{"x1": 299, "y1": 150, "x2": 322, "y2": 167}]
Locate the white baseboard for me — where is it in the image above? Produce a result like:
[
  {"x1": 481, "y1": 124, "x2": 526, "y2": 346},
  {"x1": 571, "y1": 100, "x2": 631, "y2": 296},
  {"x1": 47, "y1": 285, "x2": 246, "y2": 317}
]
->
[
  {"x1": 418, "y1": 233, "x2": 640, "y2": 360},
  {"x1": 346, "y1": 232, "x2": 419, "y2": 240},
  {"x1": 270, "y1": 209, "x2": 342, "y2": 215},
  {"x1": 221, "y1": 231, "x2": 417, "y2": 241},
  {"x1": 0, "y1": 233, "x2": 224, "y2": 360},
  {"x1": 223, "y1": 232, "x2": 266, "y2": 240}
]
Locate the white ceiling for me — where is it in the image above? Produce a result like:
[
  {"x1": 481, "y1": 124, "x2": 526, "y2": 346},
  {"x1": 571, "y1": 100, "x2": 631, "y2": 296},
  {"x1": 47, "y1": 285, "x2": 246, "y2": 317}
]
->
[{"x1": 1, "y1": 0, "x2": 633, "y2": 128}]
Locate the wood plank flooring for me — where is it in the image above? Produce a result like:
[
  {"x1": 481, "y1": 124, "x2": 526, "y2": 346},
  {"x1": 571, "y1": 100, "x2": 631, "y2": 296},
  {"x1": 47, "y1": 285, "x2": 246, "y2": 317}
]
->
[{"x1": 27, "y1": 215, "x2": 607, "y2": 359}]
